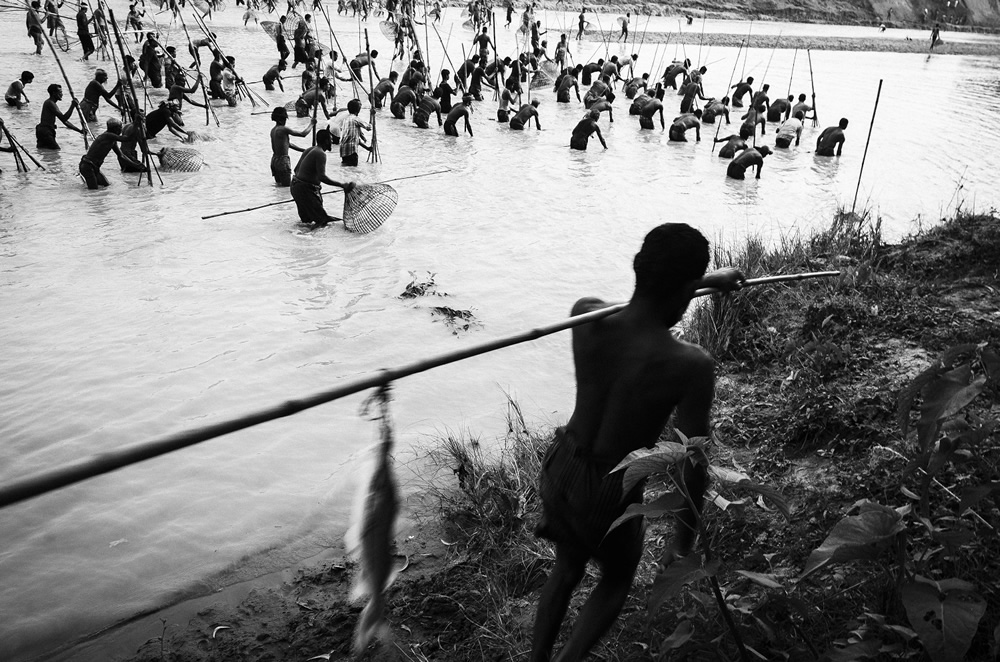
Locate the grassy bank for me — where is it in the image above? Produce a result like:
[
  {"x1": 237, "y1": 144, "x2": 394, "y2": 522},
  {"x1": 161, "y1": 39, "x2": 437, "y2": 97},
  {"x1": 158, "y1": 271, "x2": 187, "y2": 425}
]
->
[{"x1": 118, "y1": 208, "x2": 999, "y2": 661}]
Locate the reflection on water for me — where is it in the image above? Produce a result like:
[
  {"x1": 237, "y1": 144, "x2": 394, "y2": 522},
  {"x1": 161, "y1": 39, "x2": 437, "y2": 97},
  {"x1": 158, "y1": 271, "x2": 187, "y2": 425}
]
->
[{"x1": 2, "y1": 2, "x2": 1000, "y2": 659}]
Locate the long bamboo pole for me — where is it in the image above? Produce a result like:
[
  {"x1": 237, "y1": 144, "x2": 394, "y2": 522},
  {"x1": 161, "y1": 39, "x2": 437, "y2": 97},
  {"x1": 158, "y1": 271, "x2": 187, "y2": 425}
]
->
[
  {"x1": 180, "y1": 13, "x2": 216, "y2": 126},
  {"x1": 713, "y1": 38, "x2": 743, "y2": 154},
  {"x1": 201, "y1": 167, "x2": 452, "y2": 218},
  {"x1": 364, "y1": 28, "x2": 379, "y2": 163},
  {"x1": 0, "y1": 271, "x2": 840, "y2": 509},
  {"x1": 851, "y1": 79, "x2": 883, "y2": 215},
  {"x1": 108, "y1": 8, "x2": 160, "y2": 186},
  {"x1": 807, "y1": 48, "x2": 818, "y2": 127},
  {"x1": 31, "y1": 0, "x2": 93, "y2": 148}
]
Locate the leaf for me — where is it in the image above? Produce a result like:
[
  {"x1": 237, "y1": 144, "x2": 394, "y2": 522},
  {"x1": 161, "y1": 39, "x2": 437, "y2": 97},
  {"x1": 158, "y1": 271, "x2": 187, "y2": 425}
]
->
[
  {"x1": 919, "y1": 366, "x2": 986, "y2": 426},
  {"x1": 901, "y1": 576, "x2": 986, "y2": 662},
  {"x1": 818, "y1": 639, "x2": 881, "y2": 662},
  {"x1": 736, "y1": 570, "x2": 785, "y2": 590},
  {"x1": 605, "y1": 492, "x2": 685, "y2": 534},
  {"x1": 981, "y1": 346, "x2": 1000, "y2": 385},
  {"x1": 648, "y1": 553, "x2": 719, "y2": 613},
  {"x1": 732, "y1": 480, "x2": 792, "y2": 521},
  {"x1": 800, "y1": 505, "x2": 904, "y2": 579},
  {"x1": 898, "y1": 363, "x2": 943, "y2": 436},
  {"x1": 662, "y1": 619, "x2": 694, "y2": 649},
  {"x1": 709, "y1": 465, "x2": 751, "y2": 483},
  {"x1": 610, "y1": 441, "x2": 689, "y2": 494}
]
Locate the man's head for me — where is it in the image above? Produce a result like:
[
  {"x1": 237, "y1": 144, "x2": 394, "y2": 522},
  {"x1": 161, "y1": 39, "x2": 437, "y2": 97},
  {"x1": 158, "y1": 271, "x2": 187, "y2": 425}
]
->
[
  {"x1": 271, "y1": 106, "x2": 288, "y2": 122},
  {"x1": 106, "y1": 117, "x2": 122, "y2": 132},
  {"x1": 348, "y1": 98, "x2": 362, "y2": 115},
  {"x1": 839, "y1": 117, "x2": 849, "y2": 129},
  {"x1": 316, "y1": 128, "x2": 332, "y2": 149},
  {"x1": 370, "y1": 49, "x2": 379, "y2": 58},
  {"x1": 798, "y1": 93, "x2": 807, "y2": 102},
  {"x1": 462, "y1": 93, "x2": 473, "y2": 105},
  {"x1": 21, "y1": 71, "x2": 34, "y2": 84},
  {"x1": 693, "y1": 108, "x2": 702, "y2": 118},
  {"x1": 794, "y1": 110, "x2": 804, "y2": 120},
  {"x1": 441, "y1": 68, "x2": 450, "y2": 80},
  {"x1": 761, "y1": 83, "x2": 769, "y2": 91},
  {"x1": 389, "y1": 70, "x2": 398, "y2": 81},
  {"x1": 278, "y1": 59, "x2": 287, "y2": 70},
  {"x1": 746, "y1": 75, "x2": 754, "y2": 84},
  {"x1": 589, "y1": 109, "x2": 600, "y2": 120},
  {"x1": 633, "y1": 224, "x2": 710, "y2": 302},
  {"x1": 739, "y1": 124, "x2": 751, "y2": 140},
  {"x1": 531, "y1": 98, "x2": 540, "y2": 107},
  {"x1": 757, "y1": 145, "x2": 772, "y2": 157},
  {"x1": 721, "y1": 95, "x2": 730, "y2": 105},
  {"x1": 47, "y1": 83, "x2": 62, "y2": 98},
  {"x1": 95, "y1": 69, "x2": 108, "y2": 83}
]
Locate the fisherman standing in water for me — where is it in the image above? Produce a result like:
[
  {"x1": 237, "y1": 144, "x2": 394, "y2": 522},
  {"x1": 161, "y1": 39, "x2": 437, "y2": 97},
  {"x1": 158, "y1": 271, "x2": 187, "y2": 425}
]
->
[
  {"x1": 569, "y1": 109, "x2": 606, "y2": 150},
  {"x1": 79, "y1": 118, "x2": 146, "y2": 189},
  {"x1": 727, "y1": 145, "x2": 771, "y2": 179},
  {"x1": 529, "y1": 223, "x2": 744, "y2": 662},
  {"x1": 269, "y1": 106, "x2": 314, "y2": 186},
  {"x1": 36, "y1": 83, "x2": 84, "y2": 149},
  {"x1": 290, "y1": 128, "x2": 356, "y2": 227},
  {"x1": 81, "y1": 69, "x2": 121, "y2": 123},
  {"x1": 509, "y1": 98, "x2": 541, "y2": 130},
  {"x1": 816, "y1": 117, "x2": 848, "y2": 156},
  {"x1": 443, "y1": 94, "x2": 474, "y2": 137},
  {"x1": 730, "y1": 75, "x2": 753, "y2": 108}
]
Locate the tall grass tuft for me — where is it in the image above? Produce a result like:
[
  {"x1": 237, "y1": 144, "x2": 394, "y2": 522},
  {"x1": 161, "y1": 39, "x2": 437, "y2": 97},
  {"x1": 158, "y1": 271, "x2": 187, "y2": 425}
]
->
[{"x1": 686, "y1": 207, "x2": 883, "y2": 362}]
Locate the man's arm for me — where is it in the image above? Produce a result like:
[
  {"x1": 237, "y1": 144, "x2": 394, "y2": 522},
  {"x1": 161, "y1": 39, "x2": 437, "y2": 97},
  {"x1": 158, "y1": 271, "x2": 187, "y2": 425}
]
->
[
  {"x1": 290, "y1": 119, "x2": 316, "y2": 137},
  {"x1": 112, "y1": 141, "x2": 146, "y2": 170},
  {"x1": 595, "y1": 124, "x2": 607, "y2": 149},
  {"x1": 836, "y1": 136, "x2": 844, "y2": 156},
  {"x1": 464, "y1": 112, "x2": 473, "y2": 136}
]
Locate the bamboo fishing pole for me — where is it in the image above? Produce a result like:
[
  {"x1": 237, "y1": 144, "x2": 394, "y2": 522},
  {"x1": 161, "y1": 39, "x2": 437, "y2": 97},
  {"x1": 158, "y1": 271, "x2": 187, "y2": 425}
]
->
[
  {"x1": 201, "y1": 167, "x2": 452, "y2": 219},
  {"x1": 807, "y1": 48, "x2": 818, "y2": 127},
  {"x1": 713, "y1": 38, "x2": 744, "y2": 154},
  {"x1": 851, "y1": 79, "x2": 883, "y2": 216},
  {"x1": 31, "y1": 0, "x2": 93, "y2": 148},
  {"x1": 0, "y1": 270, "x2": 840, "y2": 510},
  {"x1": 179, "y1": 13, "x2": 216, "y2": 126},
  {"x1": 697, "y1": 12, "x2": 706, "y2": 67},
  {"x1": 786, "y1": 47, "x2": 797, "y2": 99},
  {"x1": 364, "y1": 28, "x2": 380, "y2": 163},
  {"x1": 1, "y1": 121, "x2": 30, "y2": 172},
  {"x1": 108, "y1": 8, "x2": 161, "y2": 186}
]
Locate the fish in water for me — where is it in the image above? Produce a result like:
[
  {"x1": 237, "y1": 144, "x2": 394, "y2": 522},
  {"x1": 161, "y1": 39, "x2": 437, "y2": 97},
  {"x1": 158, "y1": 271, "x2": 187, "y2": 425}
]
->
[{"x1": 344, "y1": 417, "x2": 399, "y2": 654}]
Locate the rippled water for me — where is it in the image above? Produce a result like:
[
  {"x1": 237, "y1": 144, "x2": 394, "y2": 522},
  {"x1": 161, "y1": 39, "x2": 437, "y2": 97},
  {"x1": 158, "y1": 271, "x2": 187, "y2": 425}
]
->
[{"x1": 1, "y1": 3, "x2": 999, "y2": 659}]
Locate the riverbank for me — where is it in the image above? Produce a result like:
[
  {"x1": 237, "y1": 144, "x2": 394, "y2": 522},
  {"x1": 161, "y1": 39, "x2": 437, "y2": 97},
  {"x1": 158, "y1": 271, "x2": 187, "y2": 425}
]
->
[
  {"x1": 97, "y1": 206, "x2": 1000, "y2": 662},
  {"x1": 580, "y1": 29, "x2": 1000, "y2": 55}
]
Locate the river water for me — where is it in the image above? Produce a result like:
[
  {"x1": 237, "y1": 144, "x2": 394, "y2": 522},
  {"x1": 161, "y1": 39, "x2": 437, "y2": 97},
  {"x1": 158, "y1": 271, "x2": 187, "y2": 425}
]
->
[{"x1": 1, "y1": 2, "x2": 999, "y2": 659}]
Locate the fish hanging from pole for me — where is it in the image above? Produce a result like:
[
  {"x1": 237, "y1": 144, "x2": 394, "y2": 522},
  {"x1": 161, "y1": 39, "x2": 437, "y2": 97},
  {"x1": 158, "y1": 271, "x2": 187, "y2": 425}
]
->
[{"x1": 345, "y1": 385, "x2": 400, "y2": 655}]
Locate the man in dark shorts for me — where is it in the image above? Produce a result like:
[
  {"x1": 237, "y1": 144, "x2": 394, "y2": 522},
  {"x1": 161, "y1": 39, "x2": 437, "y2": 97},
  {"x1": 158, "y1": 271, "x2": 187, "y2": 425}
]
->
[
  {"x1": 443, "y1": 94, "x2": 474, "y2": 136},
  {"x1": 639, "y1": 96, "x2": 664, "y2": 130},
  {"x1": 290, "y1": 128, "x2": 355, "y2": 227},
  {"x1": 26, "y1": 2, "x2": 44, "y2": 55},
  {"x1": 6, "y1": 71, "x2": 34, "y2": 108},
  {"x1": 372, "y1": 71, "x2": 398, "y2": 109},
  {"x1": 390, "y1": 84, "x2": 417, "y2": 119},
  {"x1": 81, "y1": 69, "x2": 120, "y2": 122},
  {"x1": 36, "y1": 84, "x2": 84, "y2": 149},
  {"x1": 76, "y1": 4, "x2": 96, "y2": 60},
  {"x1": 727, "y1": 145, "x2": 771, "y2": 179},
  {"x1": 668, "y1": 109, "x2": 701, "y2": 141},
  {"x1": 555, "y1": 66, "x2": 581, "y2": 103},
  {"x1": 79, "y1": 118, "x2": 145, "y2": 189},
  {"x1": 276, "y1": 16, "x2": 290, "y2": 61},
  {"x1": 269, "y1": 106, "x2": 313, "y2": 186},
  {"x1": 774, "y1": 110, "x2": 804, "y2": 148},
  {"x1": 766, "y1": 94, "x2": 793, "y2": 123},
  {"x1": 413, "y1": 93, "x2": 442, "y2": 128},
  {"x1": 816, "y1": 117, "x2": 848, "y2": 156},
  {"x1": 530, "y1": 223, "x2": 744, "y2": 662},
  {"x1": 509, "y1": 98, "x2": 541, "y2": 130},
  {"x1": 145, "y1": 101, "x2": 188, "y2": 140},
  {"x1": 569, "y1": 109, "x2": 606, "y2": 150}
]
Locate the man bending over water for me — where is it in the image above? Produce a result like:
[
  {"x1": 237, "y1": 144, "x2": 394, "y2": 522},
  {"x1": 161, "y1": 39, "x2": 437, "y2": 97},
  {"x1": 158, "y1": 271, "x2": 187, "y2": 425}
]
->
[
  {"x1": 270, "y1": 106, "x2": 314, "y2": 186},
  {"x1": 530, "y1": 223, "x2": 744, "y2": 662},
  {"x1": 816, "y1": 118, "x2": 848, "y2": 156},
  {"x1": 290, "y1": 129, "x2": 355, "y2": 227}
]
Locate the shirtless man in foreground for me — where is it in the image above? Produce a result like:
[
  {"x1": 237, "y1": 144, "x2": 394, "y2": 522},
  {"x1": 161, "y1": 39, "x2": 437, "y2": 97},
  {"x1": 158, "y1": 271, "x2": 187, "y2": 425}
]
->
[
  {"x1": 530, "y1": 223, "x2": 744, "y2": 662},
  {"x1": 290, "y1": 129, "x2": 355, "y2": 227},
  {"x1": 270, "y1": 106, "x2": 314, "y2": 186}
]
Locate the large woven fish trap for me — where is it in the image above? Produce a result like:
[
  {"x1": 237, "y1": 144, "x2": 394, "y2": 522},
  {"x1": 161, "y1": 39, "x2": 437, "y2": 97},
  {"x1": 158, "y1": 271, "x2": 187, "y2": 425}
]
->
[
  {"x1": 158, "y1": 147, "x2": 205, "y2": 172},
  {"x1": 343, "y1": 183, "x2": 398, "y2": 234}
]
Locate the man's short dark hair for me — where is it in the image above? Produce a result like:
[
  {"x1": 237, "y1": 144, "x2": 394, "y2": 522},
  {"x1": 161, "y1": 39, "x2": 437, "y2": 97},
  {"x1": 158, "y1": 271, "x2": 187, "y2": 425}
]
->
[
  {"x1": 348, "y1": 98, "x2": 361, "y2": 114},
  {"x1": 839, "y1": 117, "x2": 849, "y2": 128},
  {"x1": 316, "y1": 128, "x2": 332, "y2": 143},
  {"x1": 47, "y1": 83, "x2": 61, "y2": 95},
  {"x1": 633, "y1": 224, "x2": 710, "y2": 297}
]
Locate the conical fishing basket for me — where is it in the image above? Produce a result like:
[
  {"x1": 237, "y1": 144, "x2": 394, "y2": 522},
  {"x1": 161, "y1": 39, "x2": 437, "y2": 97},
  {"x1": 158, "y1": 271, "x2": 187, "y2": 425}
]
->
[
  {"x1": 462, "y1": 19, "x2": 473, "y2": 30},
  {"x1": 158, "y1": 147, "x2": 204, "y2": 172},
  {"x1": 529, "y1": 71, "x2": 551, "y2": 90},
  {"x1": 379, "y1": 20, "x2": 396, "y2": 40},
  {"x1": 541, "y1": 61, "x2": 559, "y2": 76},
  {"x1": 284, "y1": 99, "x2": 299, "y2": 112},
  {"x1": 261, "y1": 20, "x2": 280, "y2": 41},
  {"x1": 343, "y1": 183, "x2": 397, "y2": 234}
]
